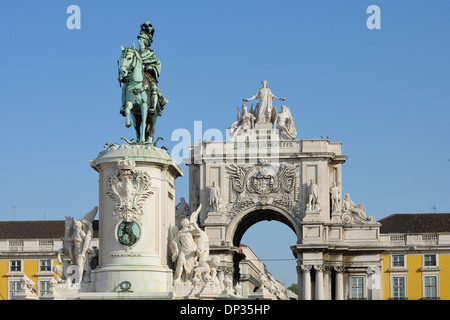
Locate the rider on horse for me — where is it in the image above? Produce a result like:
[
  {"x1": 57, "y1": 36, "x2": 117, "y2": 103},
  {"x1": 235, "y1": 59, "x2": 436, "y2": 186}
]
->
[{"x1": 120, "y1": 21, "x2": 168, "y2": 119}]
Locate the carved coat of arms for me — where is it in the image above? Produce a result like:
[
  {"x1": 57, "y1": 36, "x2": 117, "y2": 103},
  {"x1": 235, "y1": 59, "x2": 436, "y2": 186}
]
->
[
  {"x1": 106, "y1": 158, "x2": 153, "y2": 223},
  {"x1": 226, "y1": 161, "x2": 298, "y2": 214}
]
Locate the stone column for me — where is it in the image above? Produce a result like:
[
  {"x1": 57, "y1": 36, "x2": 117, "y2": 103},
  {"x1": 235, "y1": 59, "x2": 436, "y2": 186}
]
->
[
  {"x1": 315, "y1": 265, "x2": 325, "y2": 300},
  {"x1": 334, "y1": 266, "x2": 345, "y2": 300},
  {"x1": 296, "y1": 265, "x2": 302, "y2": 300},
  {"x1": 301, "y1": 265, "x2": 312, "y2": 300},
  {"x1": 324, "y1": 266, "x2": 331, "y2": 300}
]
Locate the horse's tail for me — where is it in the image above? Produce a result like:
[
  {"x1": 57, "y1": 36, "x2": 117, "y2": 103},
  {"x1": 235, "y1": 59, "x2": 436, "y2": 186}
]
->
[
  {"x1": 121, "y1": 137, "x2": 135, "y2": 144},
  {"x1": 153, "y1": 136, "x2": 164, "y2": 147}
]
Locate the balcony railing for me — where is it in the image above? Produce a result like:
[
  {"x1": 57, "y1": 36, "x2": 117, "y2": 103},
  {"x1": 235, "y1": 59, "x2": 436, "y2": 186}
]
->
[
  {"x1": 422, "y1": 234, "x2": 438, "y2": 241},
  {"x1": 1, "y1": 239, "x2": 60, "y2": 252},
  {"x1": 38, "y1": 240, "x2": 54, "y2": 249},
  {"x1": 0, "y1": 238, "x2": 96, "y2": 253},
  {"x1": 389, "y1": 235, "x2": 405, "y2": 242},
  {"x1": 8, "y1": 240, "x2": 24, "y2": 251},
  {"x1": 382, "y1": 233, "x2": 444, "y2": 246}
]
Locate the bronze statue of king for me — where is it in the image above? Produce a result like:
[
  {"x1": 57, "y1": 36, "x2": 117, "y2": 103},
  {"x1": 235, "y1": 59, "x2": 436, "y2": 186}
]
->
[{"x1": 118, "y1": 21, "x2": 168, "y2": 144}]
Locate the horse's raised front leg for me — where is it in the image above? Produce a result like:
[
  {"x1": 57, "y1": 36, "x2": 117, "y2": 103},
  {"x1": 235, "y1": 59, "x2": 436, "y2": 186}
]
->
[{"x1": 124, "y1": 101, "x2": 133, "y2": 128}]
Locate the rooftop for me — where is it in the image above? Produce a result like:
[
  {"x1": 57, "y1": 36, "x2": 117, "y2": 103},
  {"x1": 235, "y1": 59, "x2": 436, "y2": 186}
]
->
[
  {"x1": 379, "y1": 213, "x2": 450, "y2": 234},
  {"x1": 0, "y1": 220, "x2": 99, "y2": 239}
]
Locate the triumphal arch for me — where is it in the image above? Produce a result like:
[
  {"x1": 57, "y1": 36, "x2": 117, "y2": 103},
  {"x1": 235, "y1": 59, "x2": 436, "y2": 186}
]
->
[{"x1": 184, "y1": 80, "x2": 383, "y2": 300}]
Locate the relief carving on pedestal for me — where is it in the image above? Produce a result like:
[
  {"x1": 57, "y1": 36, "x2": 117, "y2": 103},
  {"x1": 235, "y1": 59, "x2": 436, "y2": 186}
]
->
[
  {"x1": 106, "y1": 158, "x2": 153, "y2": 224},
  {"x1": 226, "y1": 160, "x2": 298, "y2": 215}
]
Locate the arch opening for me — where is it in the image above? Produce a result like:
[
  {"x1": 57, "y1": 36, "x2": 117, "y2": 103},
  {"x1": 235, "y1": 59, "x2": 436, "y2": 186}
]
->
[
  {"x1": 229, "y1": 208, "x2": 299, "y2": 297},
  {"x1": 232, "y1": 208, "x2": 298, "y2": 247}
]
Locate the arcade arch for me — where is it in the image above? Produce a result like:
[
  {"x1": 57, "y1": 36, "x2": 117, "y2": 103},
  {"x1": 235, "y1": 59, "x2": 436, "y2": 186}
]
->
[
  {"x1": 225, "y1": 205, "x2": 301, "y2": 246},
  {"x1": 240, "y1": 220, "x2": 298, "y2": 288},
  {"x1": 220, "y1": 206, "x2": 300, "y2": 295}
]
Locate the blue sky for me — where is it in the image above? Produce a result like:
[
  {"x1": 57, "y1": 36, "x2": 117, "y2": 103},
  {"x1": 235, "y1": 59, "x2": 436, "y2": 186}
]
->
[{"x1": 1, "y1": 1, "x2": 449, "y2": 286}]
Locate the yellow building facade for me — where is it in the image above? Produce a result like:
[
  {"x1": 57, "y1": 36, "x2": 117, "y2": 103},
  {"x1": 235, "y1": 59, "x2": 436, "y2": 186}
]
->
[
  {"x1": 382, "y1": 253, "x2": 450, "y2": 300},
  {"x1": 0, "y1": 258, "x2": 62, "y2": 300},
  {"x1": 380, "y1": 213, "x2": 450, "y2": 300},
  {"x1": 0, "y1": 220, "x2": 97, "y2": 300}
]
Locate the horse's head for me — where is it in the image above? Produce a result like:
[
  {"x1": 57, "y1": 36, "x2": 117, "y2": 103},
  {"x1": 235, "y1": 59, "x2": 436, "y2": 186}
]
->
[{"x1": 119, "y1": 44, "x2": 140, "y2": 79}]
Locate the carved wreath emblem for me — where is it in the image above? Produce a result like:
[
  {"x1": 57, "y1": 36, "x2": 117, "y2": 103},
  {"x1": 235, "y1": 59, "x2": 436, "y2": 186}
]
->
[
  {"x1": 106, "y1": 158, "x2": 153, "y2": 223},
  {"x1": 226, "y1": 160, "x2": 298, "y2": 212}
]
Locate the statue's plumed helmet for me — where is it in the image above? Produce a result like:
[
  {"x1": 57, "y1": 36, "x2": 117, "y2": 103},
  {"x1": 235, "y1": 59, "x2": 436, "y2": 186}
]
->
[
  {"x1": 140, "y1": 21, "x2": 154, "y2": 36},
  {"x1": 138, "y1": 21, "x2": 154, "y2": 46}
]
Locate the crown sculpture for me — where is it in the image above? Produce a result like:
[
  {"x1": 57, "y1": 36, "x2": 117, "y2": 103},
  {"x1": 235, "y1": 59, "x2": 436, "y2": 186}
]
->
[{"x1": 116, "y1": 157, "x2": 136, "y2": 170}]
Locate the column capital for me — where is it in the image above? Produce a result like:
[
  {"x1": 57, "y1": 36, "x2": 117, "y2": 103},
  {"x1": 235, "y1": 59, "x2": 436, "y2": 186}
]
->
[
  {"x1": 314, "y1": 265, "x2": 326, "y2": 272},
  {"x1": 334, "y1": 266, "x2": 345, "y2": 273},
  {"x1": 300, "y1": 264, "x2": 313, "y2": 272}
]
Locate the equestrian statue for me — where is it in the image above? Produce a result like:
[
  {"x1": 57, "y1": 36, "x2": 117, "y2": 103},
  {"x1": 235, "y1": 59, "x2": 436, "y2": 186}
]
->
[{"x1": 118, "y1": 21, "x2": 168, "y2": 145}]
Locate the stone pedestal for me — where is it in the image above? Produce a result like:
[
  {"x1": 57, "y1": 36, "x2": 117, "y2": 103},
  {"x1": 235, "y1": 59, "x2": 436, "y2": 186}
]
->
[
  {"x1": 12, "y1": 289, "x2": 39, "y2": 300},
  {"x1": 330, "y1": 211, "x2": 343, "y2": 223},
  {"x1": 89, "y1": 144, "x2": 183, "y2": 294},
  {"x1": 247, "y1": 287, "x2": 276, "y2": 300},
  {"x1": 50, "y1": 285, "x2": 84, "y2": 300},
  {"x1": 198, "y1": 282, "x2": 223, "y2": 300},
  {"x1": 303, "y1": 209, "x2": 322, "y2": 222},
  {"x1": 254, "y1": 123, "x2": 273, "y2": 130}
]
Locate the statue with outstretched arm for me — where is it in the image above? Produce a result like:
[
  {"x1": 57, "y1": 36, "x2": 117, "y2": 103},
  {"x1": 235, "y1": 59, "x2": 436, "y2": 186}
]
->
[{"x1": 243, "y1": 80, "x2": 285, "y2": 124}]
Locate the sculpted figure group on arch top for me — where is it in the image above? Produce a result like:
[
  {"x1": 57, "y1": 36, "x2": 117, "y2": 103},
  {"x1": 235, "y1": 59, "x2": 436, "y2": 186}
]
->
[{"x1": 229, "y1": 80, "x2": 298, "y2": 140}]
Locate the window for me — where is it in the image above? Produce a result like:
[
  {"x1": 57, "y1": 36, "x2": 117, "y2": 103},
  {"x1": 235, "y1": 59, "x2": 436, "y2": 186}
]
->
[
  {"x1": 40, "y1": 259, "x2": 52, "y2": 272},
  {"x1": 392, "y1": 277, "x2": 406, "y2": 300},
  {"x1": 351, "y1": 277, "x2": 364, "y2": 300},
  {"x1": 392, "y1": 255, "x2": 405, "y2": 267},
  {"x1": 424, "y1": 276, "x2": 437, "y2": 300},
  {"x1": 9, "y1": 260, "x2": 21, "y2": 272},
  {"x1": 10, "y1": 281, "x2": 21, "y2": 299},
  {"x1": 424, "y1": 255, "x2": 437, "y2": 267},
  {"x1": 40, "y1": 281, "x2": 51, "y2": 297}
]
